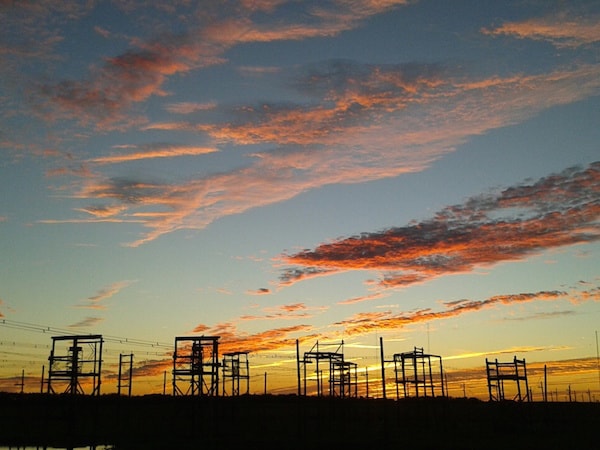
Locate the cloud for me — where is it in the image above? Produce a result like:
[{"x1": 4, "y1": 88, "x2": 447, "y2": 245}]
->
[
  {"x1": 129, "y1": 358, "x2": 172, "y2": 378},
  {"x1": 338, "y1": 292, "x2": 389, "y2": 305},
  {"x1": 0, "y1": 1, "x2": 94, "y2": 62},
  {"x1": 75, "y1": 280, "x2": 135, "y2": 309},
  {"x1": 88, "y1": 143, "x2": 218, "y2": 164},
  {"x1": 25, "y1": 1, "x2": 409, "y2": 130},
  {"x1": 444, "y1": 344, "x2": 571, "y2": 361},
  {"x1": 501, "y1": 310, "x2": 576, "y2": 321},
  {"x1": 332, "y1": 287, "x2": 599, "y2": 337},
  {"x1": 199, "y1": 1, "x2": 409, "y2": 47},
  {"x1": 246, "y1": 288, "x2": 272, "y2": 295},
  {"x1": 37, "y1": 36, "x2": 222, "y2": 129},
  {"x1": 57, "y1": 59, "x2": 600, "y2": 246},
  {"x1": 89, "y1": 280, "x2": 133, "y2": 302},
  {"x1": 68, "y1": 316, "x2": 104, "y2": 328},
  {"x1": 185, "y1": 285, "x2": 598, "y2": 353},
  {"x1": 191, "y1": 322, "x2": 317, "y2": 354},
  {"x1": 483, "y1": 10, "x2": 600, "y2": 48},
  {"x1": 239, "y1": 302, "x2": 327, "y2": 321},
  {"x1": 279, "y1": 162, "x2": 600, "y2": 288},
  {"x1": 166, "y1": 102, "x2": 217, "y2": 114}
]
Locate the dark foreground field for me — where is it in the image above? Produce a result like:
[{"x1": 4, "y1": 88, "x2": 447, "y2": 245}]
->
[{"x1": 1, "y1": 393, "x2": 599, "y2": 449}]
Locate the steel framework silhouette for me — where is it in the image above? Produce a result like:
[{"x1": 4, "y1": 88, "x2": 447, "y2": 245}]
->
[
  {"x1": 297, "y1": 340, "x2": 358, "y2": 397},
  {"x1": 222, "y1": 351, "x2": 250, "y2": 396},
  {"x1": 47, "y1": 335, "x2": 103, "y2": 395},
  {"x1": 486, "y1": 356, "x2": 530, "y2": 401},
  {"x1": 392, "y1": 347, "x2": 446, "y2": 399},
  {"x1": 172, "y1": 336, "x2": 220, "y2": 396}
]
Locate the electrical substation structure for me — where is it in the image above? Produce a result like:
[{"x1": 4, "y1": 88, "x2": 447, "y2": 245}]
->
[
  {"x1": 47, "y1": 335, "x2": 103, "y2": 395},
  {"x1": 486, "y1": 356, "x2": 530, "y2": 401},
  {"x1": 379, "y1": 339, "x2": 446, "y2": 400},
  {"x1": 117, "y1": 353, "x2": 134, "y2": 396},
  {"x1": 296, "y1": 340, "x2": 358, "y2": 397},
  {"x1": 222, "y1": 351, "x2": 250, "y2": 396},
  {"x1": 393, "y1": 347, "x2": 446, "y2": 399},
  {"x1": 172, "y1": 335, "x2": 220, "y2": 396}
]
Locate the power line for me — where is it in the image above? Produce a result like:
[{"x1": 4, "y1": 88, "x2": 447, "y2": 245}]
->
[{"x1": 0, "y1": 319, "x2": 172, "y2": 350}]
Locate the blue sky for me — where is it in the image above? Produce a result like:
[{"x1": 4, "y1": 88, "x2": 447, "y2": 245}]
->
[{"x1": 1, "y1": 0, "x2": 599, "y2": 398}]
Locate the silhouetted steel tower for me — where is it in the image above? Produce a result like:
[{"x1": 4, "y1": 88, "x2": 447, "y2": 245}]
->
[
  {"x1": 393, "y1": 347, "x2": 445, "y2": 398},
  {"x1": 47, "y1": 335, "x2": 103, "y2": 395},
  {"x1": 173, "y1": 336, "x2": 220, "y2": 396},
  {"x1": 222, "y1": 351, "x2": 250, "y2": 396},
  {"x1": 117, "y1": 353, "x2": 134, "y2": 396},
  {"x1": 486, "y1": 356, "x2": 530, "y2": 401},
  {"x1": 297, "y1": 340, "x2": 358, "y2": 397}
]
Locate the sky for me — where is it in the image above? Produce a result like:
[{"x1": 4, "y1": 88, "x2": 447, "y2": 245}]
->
[{"x1": 1, "y1": 0, "x2": 599, "y2": 400}]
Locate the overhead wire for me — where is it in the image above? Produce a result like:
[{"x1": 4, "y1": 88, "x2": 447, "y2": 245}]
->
[{"x1": 0, "y1": 318, "x2": 172, "y2": 349}]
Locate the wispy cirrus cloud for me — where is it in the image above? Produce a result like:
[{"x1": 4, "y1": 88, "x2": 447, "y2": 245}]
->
[
  {"x1": 191, "y1": 321, "x2": 318, "y2": 354},
  {"x1": 279, "y1": 162, "x2": 600, "y2": 289},
  {"x1": 501, "y1": 310, "x2": 576, "y2": 321},
  {"x1": 76, "y1": 280, "x2": 135, "y2": 310},
  {"x1": 338, "y1": 292, "x2": 389, "y2": 305},
  {"x1": 184, "y1": 284, "x2": 598, "y2": 353},
  {"x1": 332, "y1": 287, "x2": 599, "y2": 337},
  {"x1": 88, "y1": 143, "x2": 218, "y2": 164},
  {"x1": 483, "y1": 10, "x2": 600, "y2": 48},
  {"x1": 23, "y1": 1, "x2": 409, "y2": 130},
  {"x1": 246, "y1": 288, "x2": 271, "y2": 295},
  {"x1": 68, "y1": 316, "x2": 104, "y2": 328},
  {"x1": 36, "y1": 35, "x2": 223, "y2": 129},
  {"x1": 59, "y1": 61, "x2": 600, "y2": 246},
  {"x1": 444, "y1": 344, "x2": 571, "y2": 361},
  {"x1": 239, "y1": 302, "x2": 327, "y2": 321},
  {"x1": 165, "y1": 102, "x2": 217, "y2": 114}
]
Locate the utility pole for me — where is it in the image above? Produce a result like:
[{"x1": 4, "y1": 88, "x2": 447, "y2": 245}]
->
[
  {"x1": 17, "y1": 369, "x2": 24, "y2": 393},
  {"x1": 296, "y1": 339, "x2": 301, "y2": 396},
  {"x1": 379, "y1": 337, "x2": 386, "y2": 399},
  {"x1": 544, "y1": 365, "x2": 548, "y2": 402},
  {"x1": 596, "y1": 331, "x2": 600, "y2": 392},
  {"x1": 117, "y1": 353, "x2": 134, "y2": 396}
]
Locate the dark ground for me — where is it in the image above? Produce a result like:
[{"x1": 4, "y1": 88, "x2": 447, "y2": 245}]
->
[{"x1": 1, "y1": 393, "x2": 598, "y2": 449}]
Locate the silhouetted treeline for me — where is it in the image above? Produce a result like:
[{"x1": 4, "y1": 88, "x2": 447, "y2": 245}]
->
[{"x1": 0, "y1": 393, "x2": 598, "y2": 449}]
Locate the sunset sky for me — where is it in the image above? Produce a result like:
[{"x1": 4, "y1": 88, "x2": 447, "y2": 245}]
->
[{"x1": 1, "y1": 0, "x2": 599, "y2": 400}]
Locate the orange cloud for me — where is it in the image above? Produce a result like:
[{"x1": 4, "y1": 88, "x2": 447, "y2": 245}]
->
[
  {"x1": 280, "y1": 162, "x2": 600, "y2": 288},
  {"x1": 166, "y1": 102, "x2": 217, "y2": 114},
  {"x1": 483, "y1": 12, "x2": 600, "y2": 48},
  {"x1": 75, "y1": 280, "x2": 135, "y2": 309},
  {"x1": 239, "y1": 302, "x2": 326, "y2": 321},
  {"x1": 68, "y1": 316, "x2": 104, "y2": 328},
  {"x1": 200, "y1": 1, "x2": 409, "y2": 46},
  {"x1": 197, "y1": 323, "x2": 317, "y2": 354},
  {"x1": 333, "y1": 287, "x2": 598, "y2": 337},
  {"x1": 28, "y1": 1, "x2": 410, "y2": 130},
  {"x1": 246, "y1": 288, "x2": 271, "y2": 295},
  {"x1": 130, "y1": 358, "x2": 172, "y2": 378},
  {"x1": 89, "y1": 144, "x2": 218, "y2": 164},
  {"x1": 36, "y1": 33, "x2": 224, "y2": 129},
  {"x1": 76, "y1": 62, "x2": 598, "y2": 246},
  {"x1": 338, "y1": 292, "x2": 389, "y2": 305}
]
